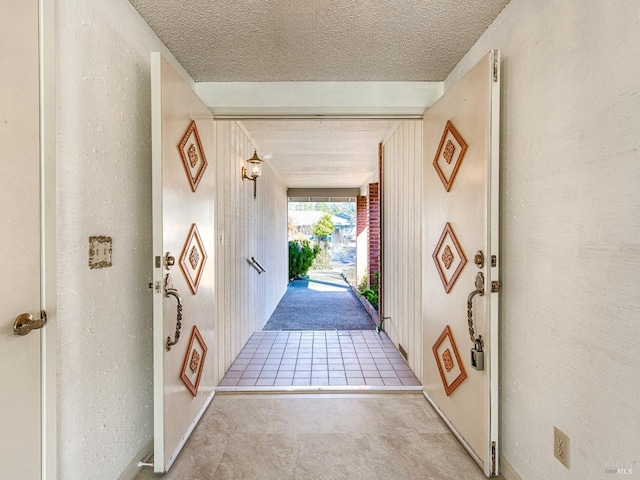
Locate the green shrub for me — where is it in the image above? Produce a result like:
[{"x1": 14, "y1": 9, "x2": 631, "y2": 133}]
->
[
  {"x1": 358, "y1": 271, "x2": 379, "y2": 310},
  {"x1": 288, "y1": 240, "x2": 320, "y2": 280},
  {"x1": 360, "y1": 288, "x2": 379, "y2": 309}
]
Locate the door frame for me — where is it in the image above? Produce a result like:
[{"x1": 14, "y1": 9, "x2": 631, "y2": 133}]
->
[{"x1": 40, "y1": 0, "x2": 57, "y2": 477}]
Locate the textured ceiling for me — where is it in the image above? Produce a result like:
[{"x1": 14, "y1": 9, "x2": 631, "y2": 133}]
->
[
  {"x1": 128, "y1": 0, "x2": 509, "y2": 82},
  {"x1": 129, "y1": 0, "x2": 509, "y2": 188}
]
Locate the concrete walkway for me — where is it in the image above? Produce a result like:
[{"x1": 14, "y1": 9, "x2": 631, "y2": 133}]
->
[{"x1": 263, "y1": 270, "x2": 376, "y2": 331}]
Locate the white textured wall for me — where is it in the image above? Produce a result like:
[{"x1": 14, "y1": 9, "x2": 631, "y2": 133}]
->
[
  {"x1": 56, "y1": 1, "x2": 192, "y2": 478},
  {"x1": 214, "y1": 121, "x2": 288, "y2": 379},
  {"x1": 447, "y1": 1, "x2": 640, "y2": 478},
  {"x1": 382, "y1": 121, "x2": 423, "y2": 380}
]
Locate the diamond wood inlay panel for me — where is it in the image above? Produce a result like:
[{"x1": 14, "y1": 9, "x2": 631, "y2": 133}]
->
[
  {"x1": 179, "y1": 223, "x2": 208, "y2": 294},
  {"x1": 180, "y1": 325, "x2": 208, "y2": 396},
  {"x1": 189, "y1": 349, "x2": 200, "y2": 373},
  {"x1": 432, "y1": 120, "x2": 468, "y2": 192},
  {"x1": 442, "y1": 349, "x2": 454, "y2": 372},
  {"x1": 441, "y1": 245, "x2": 454, "y2": 270},
  {"x1": 189, "y1": 246, "x2": 200, "y2": 270},
  {"x1": 443, "y1": 140, "x2": 456, "y2": 164},
  {"x1": 432, "y1": 325, "x2": 467, "y2": 396},
  {"x1": 178, "y1": 120, "x2": 208, "y2": 192},
  {"x1": 432, "y1": 222, "x2": 467, "y2": 293}
]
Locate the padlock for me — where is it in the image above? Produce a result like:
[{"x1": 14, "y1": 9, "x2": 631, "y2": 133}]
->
[{"x1": 471, "y1": 346, "x2": 484, "y2": 371}]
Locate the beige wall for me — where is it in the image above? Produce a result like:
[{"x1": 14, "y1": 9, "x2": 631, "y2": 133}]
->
[
  {"x1": 56, "y1": 2, "x2": 288, "y2": 478},
  {"x1": 56, "y1": 1, "x2": 192, "y2": 478},
  {"x1": 381, "y1": 121, "x2": 424, "y2": 380},
  {"x1": 448, "y1": 0, "x2": 640, "y2": 478}
]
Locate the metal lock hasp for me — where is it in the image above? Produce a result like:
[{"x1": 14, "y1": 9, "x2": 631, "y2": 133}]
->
[{"x1": 471, "y1": 341, "x2": 485, "y2": 371}]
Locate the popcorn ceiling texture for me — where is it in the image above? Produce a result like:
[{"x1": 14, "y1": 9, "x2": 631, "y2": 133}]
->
[{"x1": 128, "y1": 0, "x2": 510, "y2": 82}]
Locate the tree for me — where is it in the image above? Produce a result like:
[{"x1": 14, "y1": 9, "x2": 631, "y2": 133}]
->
[{"x1": 312, "y1": 214, "x2": 334, "y2": 239}]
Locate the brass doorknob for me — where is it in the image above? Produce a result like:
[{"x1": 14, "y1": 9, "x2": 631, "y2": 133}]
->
[{"x1": 13, "y1": 310, "x2": 47, "y2": 336}]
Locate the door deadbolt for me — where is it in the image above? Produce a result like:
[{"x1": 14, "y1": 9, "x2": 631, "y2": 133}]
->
[
  {"x1": 474, "y1": 250, "x2": 484, "y2": 268},
  {"x1": 164, "y1": 252, "x2": 175, "y2": 269}
]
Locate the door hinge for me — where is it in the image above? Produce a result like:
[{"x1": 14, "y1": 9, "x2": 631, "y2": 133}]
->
[
  {"x1": 493, "y1": 53, "x2": 499, "y2": 83},
  {"x1": 491, "y1": 281, "x2": 501, "y2": 293}
]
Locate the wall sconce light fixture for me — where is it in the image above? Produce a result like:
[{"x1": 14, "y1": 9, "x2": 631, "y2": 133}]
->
[{"x1": 241, "y1": 150, "x2": 264, "y2": 198}]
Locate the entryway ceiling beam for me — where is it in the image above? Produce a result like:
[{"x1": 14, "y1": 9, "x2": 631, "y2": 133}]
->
[
  {"x1": 196, "y1": 82, "x2": 443, "y2": 118},
  {"x1": 288, "y1": 188, "x2": 361, "y2": 202}
]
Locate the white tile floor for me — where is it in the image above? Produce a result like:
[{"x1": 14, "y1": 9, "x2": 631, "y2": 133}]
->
[{"x1": 218, "y1": 330, "x2": 421, "y2": 388}]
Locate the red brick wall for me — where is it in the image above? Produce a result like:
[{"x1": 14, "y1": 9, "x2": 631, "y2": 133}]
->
[{"x1": 368, "y1": 183, "x2": 380, "y2": 283}]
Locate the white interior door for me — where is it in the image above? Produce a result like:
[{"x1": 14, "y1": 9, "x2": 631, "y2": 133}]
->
[
  {"x1": 0, "y1": 1, "x2": 46, "y2": 478},
  {"x1": 422, "y1": 51, "x2": 500, "y2": 476},
  {"x1": 151, "y1": 52, "x2": 216, "y2": 473}
]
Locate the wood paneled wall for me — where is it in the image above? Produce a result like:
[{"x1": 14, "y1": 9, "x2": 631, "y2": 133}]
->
[
  {"x1": 214, "y1": 121, "x2": 288, "y2": 382},
  {"x1": 381, "y1": 120, "x2": 423, "y2": 380}
]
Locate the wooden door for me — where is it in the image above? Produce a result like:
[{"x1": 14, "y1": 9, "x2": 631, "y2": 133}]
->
[
  {"x1": 0, "y1": 1, "x2": 45, "y2": 478},
  {"x1": 422, "y1": 51, "x2": 500, "y2": 476},
  {"x1": 150, "y1": 52, "x2": 216, "y2": 473}
]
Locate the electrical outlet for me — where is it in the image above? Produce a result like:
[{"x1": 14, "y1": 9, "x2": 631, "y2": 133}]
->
[{"x1": 554, "y1": 427, "x2": 570, "y2": 468}]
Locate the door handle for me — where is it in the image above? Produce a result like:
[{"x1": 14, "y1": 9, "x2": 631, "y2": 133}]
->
[
  {"x1": 165, "y1": 288, "x2": 183, "y2": 351},
  {"x1": 467, "y1": 273, "x2": 485, "y2": 370},
  {"x1": 13, "y1": 310, "x2": 48, "y2": 336}
]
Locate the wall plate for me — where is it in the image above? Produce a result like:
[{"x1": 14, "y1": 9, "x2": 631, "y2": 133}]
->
[
  {"x1": 88, "y1": 236, "x2": 112, "y2": 269},
  {"x1": 554, "y1": 427, "x2": 570, "y2": 469}
]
